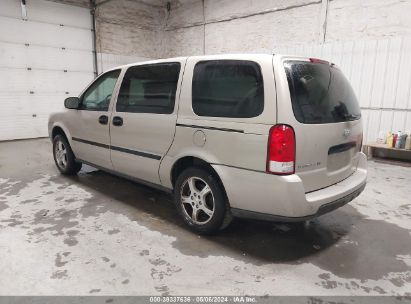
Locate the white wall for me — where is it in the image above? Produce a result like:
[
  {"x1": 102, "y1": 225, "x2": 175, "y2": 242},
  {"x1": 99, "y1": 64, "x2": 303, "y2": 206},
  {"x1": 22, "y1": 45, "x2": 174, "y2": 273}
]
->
[
  {"x1": 163, "y1": 0, "x2": 411, "y2": 55},
  {"x1": 160, "y1": 0, "x2": 411, "y2": 143},
  {"x1": 326, "y1": 0, "x2": 411, "y2": 41},
  {"x1": 94, "y1": 0, "x2": 165, "y2": 71},
  {"x1": 162, "y1": 0, "x2": 322, "y2": 57}
]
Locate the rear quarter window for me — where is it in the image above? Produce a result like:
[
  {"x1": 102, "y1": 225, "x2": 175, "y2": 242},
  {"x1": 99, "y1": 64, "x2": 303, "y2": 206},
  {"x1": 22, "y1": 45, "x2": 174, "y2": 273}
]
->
[
  {"x1": 284, "y1": 61, "x2": 361, "y2": 124},
  {"x1": 192, "y1": 60, "x2": 264, "y2": 118}
]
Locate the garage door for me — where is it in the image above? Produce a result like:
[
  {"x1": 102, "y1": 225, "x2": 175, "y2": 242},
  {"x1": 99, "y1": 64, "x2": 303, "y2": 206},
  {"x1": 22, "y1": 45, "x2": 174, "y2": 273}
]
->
[{"x1": 0, "y1": 0, "x2": 95, "y2": 140}]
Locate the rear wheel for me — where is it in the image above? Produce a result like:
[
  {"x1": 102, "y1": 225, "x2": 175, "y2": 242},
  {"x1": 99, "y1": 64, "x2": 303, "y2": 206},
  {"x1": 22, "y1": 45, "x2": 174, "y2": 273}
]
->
[
  {"x1": 53, "y1": 134, "x2": 82, "y2": 175},
  {"x1": 174, "y1": 167, "x2": 231, "y2": 234}
]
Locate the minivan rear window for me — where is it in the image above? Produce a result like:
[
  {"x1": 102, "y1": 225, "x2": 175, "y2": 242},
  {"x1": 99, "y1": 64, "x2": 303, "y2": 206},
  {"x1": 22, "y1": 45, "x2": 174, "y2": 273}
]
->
[
  {"x1": 284, "y1": 61, "x2": 361, "y2": 124},
  {"x1": 192, "y1": 60, "x2": 264, "y2": 118}
]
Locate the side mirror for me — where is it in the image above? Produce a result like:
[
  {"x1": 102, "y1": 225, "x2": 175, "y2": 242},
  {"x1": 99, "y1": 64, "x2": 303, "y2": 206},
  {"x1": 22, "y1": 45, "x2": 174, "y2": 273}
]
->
[{"x1": 64, "y1": 97, "x2": 81, "y2": 109}]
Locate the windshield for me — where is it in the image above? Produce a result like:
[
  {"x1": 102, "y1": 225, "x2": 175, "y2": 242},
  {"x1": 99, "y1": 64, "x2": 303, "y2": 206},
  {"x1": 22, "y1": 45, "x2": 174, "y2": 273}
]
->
[{"x1": 284, "y1": 60, "x2": 361, "y2": 124}]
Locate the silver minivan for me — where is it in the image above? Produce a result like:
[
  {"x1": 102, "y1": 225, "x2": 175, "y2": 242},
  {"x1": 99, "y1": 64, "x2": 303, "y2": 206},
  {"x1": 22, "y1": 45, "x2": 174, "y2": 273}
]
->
[{"x1": 49, "y1": 54, "x2": 367, "y2": 234}]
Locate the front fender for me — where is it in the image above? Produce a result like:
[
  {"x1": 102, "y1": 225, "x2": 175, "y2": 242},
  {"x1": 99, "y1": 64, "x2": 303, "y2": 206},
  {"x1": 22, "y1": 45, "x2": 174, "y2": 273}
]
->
[{"x1": 49, "y1": 119, "x2": 73, "y2": 147}]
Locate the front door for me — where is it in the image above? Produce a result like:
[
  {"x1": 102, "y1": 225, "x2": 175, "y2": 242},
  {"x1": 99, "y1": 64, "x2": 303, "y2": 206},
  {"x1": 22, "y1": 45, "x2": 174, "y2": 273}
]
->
[
  {"x1": 109, "y1": 61, "x2": 183, "y2": 184},
  {"x1": 69, "y1": 69, "x2": 121, "y2": 169}
]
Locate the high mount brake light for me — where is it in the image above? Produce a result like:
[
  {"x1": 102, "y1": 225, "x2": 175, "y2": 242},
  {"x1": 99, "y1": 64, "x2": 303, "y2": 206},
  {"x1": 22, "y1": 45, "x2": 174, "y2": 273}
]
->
[{"x1": 309, "y1": 58, "x2": 329, "y2": 64}]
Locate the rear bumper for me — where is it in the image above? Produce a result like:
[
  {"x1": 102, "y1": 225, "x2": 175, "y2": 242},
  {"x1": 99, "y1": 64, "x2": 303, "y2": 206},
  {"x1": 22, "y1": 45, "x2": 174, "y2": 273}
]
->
[
  {"x1": 212, "y1": 152, "x2": 367, "y2": 221},
  {"x1": 231, "y1": 182, "x2": 365, "y2": 222}
]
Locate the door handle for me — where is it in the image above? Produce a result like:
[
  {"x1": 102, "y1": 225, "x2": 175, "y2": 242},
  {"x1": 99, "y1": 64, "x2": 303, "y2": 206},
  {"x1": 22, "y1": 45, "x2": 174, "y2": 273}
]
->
[
  {"x1": 112, "y1": 116, "x2": 123, "y2": 126},
  {"x1": 98, "y1": 115, "x2": 108, "y2": 125}
]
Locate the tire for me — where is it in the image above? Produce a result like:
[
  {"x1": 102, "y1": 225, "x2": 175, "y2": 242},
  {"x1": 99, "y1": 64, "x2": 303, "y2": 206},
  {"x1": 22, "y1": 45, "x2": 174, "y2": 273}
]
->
[
  {"x1": 174, "y1": 167, "x2": 232, "y2": 235},
  {"x1": 53, "y1": 134, "x2": 82, "y2": 175}
]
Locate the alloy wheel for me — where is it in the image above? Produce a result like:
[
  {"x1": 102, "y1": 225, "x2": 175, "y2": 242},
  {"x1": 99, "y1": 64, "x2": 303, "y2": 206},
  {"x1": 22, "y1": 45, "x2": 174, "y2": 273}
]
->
[
  {"x1": 180, "y1": 176, "x2": 215, "y2": 224},
  {"x1": 54, "y1": 140, "x2": 68, "y2": 170}
]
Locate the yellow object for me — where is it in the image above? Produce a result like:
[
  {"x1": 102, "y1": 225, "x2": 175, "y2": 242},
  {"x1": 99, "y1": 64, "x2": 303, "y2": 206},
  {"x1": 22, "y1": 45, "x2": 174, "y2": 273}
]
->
[
  {"x1": 386, "y1": 132, "x2": 394, "y2": 148},
  {"x1": 405, "y1": 135, "x2": 411, "y2": 150}
]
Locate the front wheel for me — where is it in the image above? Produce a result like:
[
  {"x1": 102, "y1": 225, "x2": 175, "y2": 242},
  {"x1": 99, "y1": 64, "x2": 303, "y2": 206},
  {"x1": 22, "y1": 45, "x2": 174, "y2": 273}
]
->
[
  {"x1": 174, "y1": 167, "x2": 231, "y2": 235},
  {"x1": 53, "y1": 134, "x2": 82, "y2": 175}
]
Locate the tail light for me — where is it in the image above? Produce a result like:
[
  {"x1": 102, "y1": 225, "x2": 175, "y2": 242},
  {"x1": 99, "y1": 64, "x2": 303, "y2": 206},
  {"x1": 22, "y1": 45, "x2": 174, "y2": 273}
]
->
[{"x1": 266, "y1": 124, "x2": 296, "y2": 175}]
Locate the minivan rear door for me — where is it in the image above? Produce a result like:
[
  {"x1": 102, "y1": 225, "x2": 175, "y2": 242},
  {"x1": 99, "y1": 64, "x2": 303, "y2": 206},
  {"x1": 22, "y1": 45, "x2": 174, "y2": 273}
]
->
[
  {"x1": 109, "y1": 59, "x2": 185, "y2": 185},
  {"x1": 274, "y1": 56, "x2": 363, "y2": 193}
]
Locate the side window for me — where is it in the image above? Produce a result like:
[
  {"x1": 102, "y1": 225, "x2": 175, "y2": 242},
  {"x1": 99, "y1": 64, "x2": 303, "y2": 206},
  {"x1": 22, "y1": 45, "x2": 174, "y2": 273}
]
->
[
  {"x1": 116, "y1": 62, "x2": 181, "y2": 114},
  {"x1": 81, "y1": 69, "x2": 121, "y2": 111},
  {"x1": 192, "y1": 60, "x2": 264, "y2": 118}
]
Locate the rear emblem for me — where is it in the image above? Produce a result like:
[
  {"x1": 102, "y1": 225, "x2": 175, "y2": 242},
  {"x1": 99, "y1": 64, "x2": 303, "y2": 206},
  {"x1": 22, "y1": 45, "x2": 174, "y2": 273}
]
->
[{"x1": 343, "y1": 128, "x2": 351, "y2": 137}]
